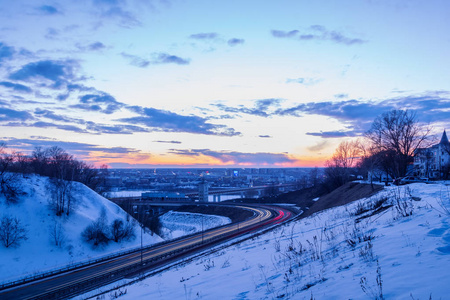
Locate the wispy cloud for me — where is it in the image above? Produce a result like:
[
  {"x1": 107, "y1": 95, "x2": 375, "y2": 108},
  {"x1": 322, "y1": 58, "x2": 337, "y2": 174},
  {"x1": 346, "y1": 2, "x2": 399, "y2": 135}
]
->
[
  {"x1": 8, "y1": 59, "x2": 80, "y2": 89},
  {"x1": 120, "y1": 106, "x2": 240, "y2": 136},
  {"x1": 74, "y1": 92, "x2": 123, "y2": 114},
  {"x1": 121, "y1": 52, "x2": 150, "y2": 68},
  {"x1": 76, "y1": 41, "x2": 106, "y2": 52},
  {"x1": 37, "y1": 5, "x2": 61, "y2": 15},
  {"x1": 0, "y1": 81, "x2": 32, "y2": 93},
  {"x1": 306, "y1": 131, "x2": 358, "y2": 138},
  {"x1": 0, "y1": 107, "x2": 34, "y2": 122},
  {"x1": 271, "y1": 25, "x2": 366, "y2": 45},
  {"x1": 227, "y1": 38, "x2": 245, "y2": 46},
  {"x1": 122, "y1": 52, "x2": 190, "y2": 67},
  {"x1": 189, "y1": 32, "x2": 219, "y2": 40},
  {"x1": 154, "y1": 140, "x2": 182, "y2": 144},
  {"x1": 2, "y1": 137, "x2": 142, "y2": 157},
  {"x1": 212, "y1": 98, "x2": 282, "y2": 118},
  {"x1": 0, "y1": 42, "x2": 15, "y2": 64},
  {"x1": 93, "y1": 0, "x2": 142, "y2": 28},
  {"x1": 286, "y1": 77, "x2": 322, "y2": 86},
  {"x1": 152, "y1": 53, "x2": 190, "y2": 65},
  {"x1": 169, "y1": 149, "x2": 296, "y2": 165}
]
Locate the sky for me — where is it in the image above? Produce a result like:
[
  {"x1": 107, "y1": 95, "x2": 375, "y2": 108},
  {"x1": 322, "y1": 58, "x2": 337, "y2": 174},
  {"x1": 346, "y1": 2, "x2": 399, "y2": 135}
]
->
[{"x1": 0, "y1": 0, "x2": 449, "y2": 168}]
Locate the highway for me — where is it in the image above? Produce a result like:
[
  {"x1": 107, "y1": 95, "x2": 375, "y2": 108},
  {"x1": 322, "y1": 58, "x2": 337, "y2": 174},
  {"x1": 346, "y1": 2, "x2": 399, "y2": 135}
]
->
[{"x1": 0, "y1": 204, "x2": 293, "y2": 300}]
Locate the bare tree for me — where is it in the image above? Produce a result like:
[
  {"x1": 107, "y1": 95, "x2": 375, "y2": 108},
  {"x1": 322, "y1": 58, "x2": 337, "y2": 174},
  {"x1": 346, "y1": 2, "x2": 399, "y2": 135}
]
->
[
  {"x1": 365, "y1": 109, "x2": 431, "y2": 178},
  {"x1": 0, "y1": 215, "x2": 28, "y2": 248},
  {"x1": 0, "y1": 144, "x2": 22, "y2": 204},
  {"x1": 49, "y1": 218, "x2": 66, "y2": 247},
  {"x1": 325, "y1": 140, "x2": 361, "y2": 190}
]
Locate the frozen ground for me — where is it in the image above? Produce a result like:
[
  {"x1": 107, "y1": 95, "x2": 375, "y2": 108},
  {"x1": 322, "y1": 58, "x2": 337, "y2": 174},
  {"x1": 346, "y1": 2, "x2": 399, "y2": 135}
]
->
[{"x1": 82, "y1": 183, "x2": 450, "y2": 299}]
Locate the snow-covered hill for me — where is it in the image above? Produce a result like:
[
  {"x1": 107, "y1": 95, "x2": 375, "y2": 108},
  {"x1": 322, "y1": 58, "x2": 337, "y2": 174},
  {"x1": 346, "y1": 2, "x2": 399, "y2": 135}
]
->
[
  {"x1": 82, "y1": 182, "x2": 450, "y2": 299},
  {"x1": 0, "y1": 174, "x2": 163, "y2": 284}
]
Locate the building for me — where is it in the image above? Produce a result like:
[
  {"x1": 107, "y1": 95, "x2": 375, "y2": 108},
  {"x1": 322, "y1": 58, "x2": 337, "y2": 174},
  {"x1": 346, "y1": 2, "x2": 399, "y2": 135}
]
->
[
  {"x1": 414, "y1": 131, "x2": 450, "y2": 179},
  {"x1": 198, "y1": 181, "x2": 209, "y2": 202},
  {"x1": 141, "y1": 191, "x2": 188, "y2": 201}
]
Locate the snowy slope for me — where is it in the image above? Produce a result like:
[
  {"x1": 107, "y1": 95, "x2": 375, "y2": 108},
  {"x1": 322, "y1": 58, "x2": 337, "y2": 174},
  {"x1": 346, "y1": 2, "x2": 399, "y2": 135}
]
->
[
  {"x1": 0, "y1": 174, "x2": 163, "y2": 284},
  {"x1": 83, "y1": 183, "x2": 450, "y2": 299},
  {"x1": 159, "y1": 211, "x2": 231, "y2": 240}
]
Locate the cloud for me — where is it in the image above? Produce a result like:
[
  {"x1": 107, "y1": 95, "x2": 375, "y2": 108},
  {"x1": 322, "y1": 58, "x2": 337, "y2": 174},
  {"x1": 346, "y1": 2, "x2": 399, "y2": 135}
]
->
[
  {"x1": 271, "y1": 25, "x2": 366, "y2": 45},
  {"x1": 154, "y1": 140, "x2": 182, "y2": 144},
  {"x1": 37, "y1": 5, "x2": 61, "y2": 15},
  {"x1": 8, "y1": 59, "x2": 80, "y2": 88},
  {"x1": 0, "y1": 107, "x2": 34, "y2": 122},
  {"x1": 31, "y1": 121, "x2": 87, "y2": 133},
  {"x1": 212, "y1": 98, "x2": 282, "y2": 118},
  {"x1": 34, "y1": 108, "x2": 80, "y2": 123},
  {"x1": 122, "y1": 52, "x2": 190, "y2": 67},
  {"x1": 77, "y1": 42, "x2": 106, "y2": 52},
  {"x1": 286, "y1": 78, "x2": 322, "y2": 86},
  {"x1": 121, "y1": 52, "x2": 150, "y2": 68},
  {"x1": 307, "y1": 140, "x2": 329, "y2": 152},
  {"x1": 0, "y1": 81, "x2": 32, "y2": 93},
  {"x1": 227, "y1": 38, "x2": 245, "y2": 46},
  {"x1": 45, "y1": 28, "x2": 60, "y2": 39},
  {"x1": 120, "y1": 106, "x2": 240, "y2": 136},
  {"x1": 306, "y1": 131, "x2": 358, "y2": 138},
  {"x1": 169, "y1": 149, "x2": 296, "y2": 165},
  {"x1": 76, "y1": 93, "x2": 123, "y2": 114},
  {"x1": 0, "y1": 42, "x2": 15, "y2": 64},
  {"x1": 3, "y1": 137, "x2": 141, "y2": 157},
  {"x1": 271, "y1": 30, "x2": 299, "y2": 38},
  {"x1": 93, "y1": 0, "x2": 141, "y2": 28},
  {"x1": 189, "y1": 32, "x2": 219, "y2": 40},
  {"x1": 85, "y1": 122, "x2": 149, "y2": 134},
  {"x1": 152, "y1": 53, "x2": 190, "y2": 65}
]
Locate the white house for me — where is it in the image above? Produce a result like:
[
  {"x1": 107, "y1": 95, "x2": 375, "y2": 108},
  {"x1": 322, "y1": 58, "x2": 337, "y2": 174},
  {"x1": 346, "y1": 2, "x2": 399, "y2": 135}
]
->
[{"x1": 414, "y1": 130, "x2": 450, "y2": 179}]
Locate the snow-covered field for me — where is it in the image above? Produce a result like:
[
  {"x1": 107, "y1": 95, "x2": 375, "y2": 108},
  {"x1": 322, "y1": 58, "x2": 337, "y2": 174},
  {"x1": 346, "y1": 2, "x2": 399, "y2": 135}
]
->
[
  {"x1": 159, "y1": 211, "x2": 231, "y2": 240},
  {"x1": 84, "y1": 183, "x2": 450, "y2": 299}
]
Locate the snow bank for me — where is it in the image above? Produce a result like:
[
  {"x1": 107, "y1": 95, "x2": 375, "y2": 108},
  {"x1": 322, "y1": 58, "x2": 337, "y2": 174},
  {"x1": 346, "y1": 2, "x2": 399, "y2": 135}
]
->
[
  {"x1": 0, "y1": 175, "x2": 163, "y2": 284},
  {"x1": 90, "y1": 183, "x2": 450, "y2": 299},
  {"x1": 159, "y1": 211, "x2": 231, "y2": 240}
]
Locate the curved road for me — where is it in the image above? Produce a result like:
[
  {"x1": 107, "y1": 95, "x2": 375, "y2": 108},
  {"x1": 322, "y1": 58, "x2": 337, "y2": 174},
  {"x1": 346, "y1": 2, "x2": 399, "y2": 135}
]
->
[{"x1": 0, "y1": 203, "x2": 294, "y2": 300}]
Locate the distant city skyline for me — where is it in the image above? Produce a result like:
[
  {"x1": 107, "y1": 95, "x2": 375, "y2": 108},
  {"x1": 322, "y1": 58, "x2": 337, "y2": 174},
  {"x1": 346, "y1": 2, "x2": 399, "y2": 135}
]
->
[{"x1": 1, "y1": 0, "x2": 449, "y2": 168}]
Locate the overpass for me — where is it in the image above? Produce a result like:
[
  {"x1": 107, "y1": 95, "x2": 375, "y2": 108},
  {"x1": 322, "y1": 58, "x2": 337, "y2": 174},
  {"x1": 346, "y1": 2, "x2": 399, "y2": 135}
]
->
[{"x1": 185, "y1": 183, "x2": 298, "y2": 202}]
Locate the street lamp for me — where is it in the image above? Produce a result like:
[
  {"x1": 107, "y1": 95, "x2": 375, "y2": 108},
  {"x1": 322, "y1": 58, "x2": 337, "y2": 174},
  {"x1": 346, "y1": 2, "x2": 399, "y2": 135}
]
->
[
  {"x1": 134, "y1": 210, "x2": 143, "y2": 265},
  {"x1": 201, "y1": 215, "x2": 204, "y2": 243}
]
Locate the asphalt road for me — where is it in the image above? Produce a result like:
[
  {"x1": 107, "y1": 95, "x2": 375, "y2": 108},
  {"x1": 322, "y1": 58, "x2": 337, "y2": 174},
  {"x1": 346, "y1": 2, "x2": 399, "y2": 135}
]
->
[{"x1": 0, "y1": 204, "x2": 293, "y2": 300}]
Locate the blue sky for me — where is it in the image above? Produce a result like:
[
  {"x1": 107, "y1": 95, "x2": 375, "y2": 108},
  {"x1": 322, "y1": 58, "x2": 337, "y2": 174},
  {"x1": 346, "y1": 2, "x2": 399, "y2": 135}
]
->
[{"x1": 0, "y1": 0, "x2": 449, "y2": 167}]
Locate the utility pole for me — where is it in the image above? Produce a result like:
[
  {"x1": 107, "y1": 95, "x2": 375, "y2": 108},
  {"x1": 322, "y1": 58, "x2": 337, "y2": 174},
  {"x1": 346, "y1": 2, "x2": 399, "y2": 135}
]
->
[{"x1": 201, "y1": 215, "x2": 204, "y2": 243}]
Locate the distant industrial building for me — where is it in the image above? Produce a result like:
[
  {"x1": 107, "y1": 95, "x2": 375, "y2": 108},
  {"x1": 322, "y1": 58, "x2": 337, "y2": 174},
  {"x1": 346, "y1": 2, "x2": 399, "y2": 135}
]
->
[{"x1": 141, "y1": 191, "x2": 189, "y2": 201}]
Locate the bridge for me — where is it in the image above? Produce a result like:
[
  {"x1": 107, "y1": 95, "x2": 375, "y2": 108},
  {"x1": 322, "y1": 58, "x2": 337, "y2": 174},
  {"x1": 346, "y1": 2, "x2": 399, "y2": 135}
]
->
[{"x1": 185, "y1": 183, "x2": 298, "y2": 202}]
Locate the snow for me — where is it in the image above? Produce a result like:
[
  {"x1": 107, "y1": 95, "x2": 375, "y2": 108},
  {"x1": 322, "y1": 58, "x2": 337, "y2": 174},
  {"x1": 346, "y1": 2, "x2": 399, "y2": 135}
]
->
[
  {"x1": 159, "y1": 211, "x2": 231, "y2": 240},
  {"x1": 0, "y1": 175, "x2": 163, "y2": 284},
  {"x1": 81, "y1": 182, "x2": 450, "y2": 299}
]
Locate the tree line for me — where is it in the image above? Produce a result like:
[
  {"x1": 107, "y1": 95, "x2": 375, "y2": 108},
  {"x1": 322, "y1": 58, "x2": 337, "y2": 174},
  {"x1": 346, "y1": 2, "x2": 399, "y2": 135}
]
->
[
  {"x1": 0, "y1": 143, "x2": 109, "y2": 213},
  {"x1": 324, "y1": 109, "x2": 435, "y2": 191}
]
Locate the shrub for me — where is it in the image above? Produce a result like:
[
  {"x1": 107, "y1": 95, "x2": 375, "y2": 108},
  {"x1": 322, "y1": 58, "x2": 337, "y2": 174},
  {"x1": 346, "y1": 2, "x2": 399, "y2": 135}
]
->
[
  {"x1": 82, "y1": 220, "x2": 110, "y2": 247},
  {"x1": 0, "y1": 215, "x2": 28, "y2": 248},
  {"x1": 110, "y1": 219, "x2": 135, "y2": 243}
]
